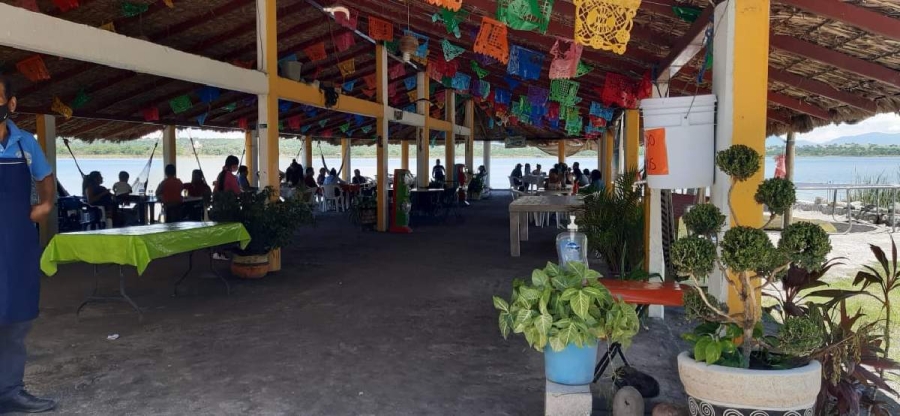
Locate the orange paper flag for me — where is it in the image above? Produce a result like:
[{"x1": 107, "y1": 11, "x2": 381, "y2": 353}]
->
[{"x1": 644, "y1": 128, "x2": 668, "y2": 175}]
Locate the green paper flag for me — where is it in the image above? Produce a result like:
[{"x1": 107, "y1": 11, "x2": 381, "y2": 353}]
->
[
  {"x1": 223, "y1": 102, "x2": 237, "y2": 112},
  {"x1": 566, "y1": 116, "x2": 582, "y2": 136},
  {"x1": 575, "y1": 61, "x2": 593, "y2": 78},
  {"x1": 433, "y1": 8, "x2": 468, "y2": 38},
  {"x1": 471, "y1": 61, "x2": 490, "y2": 79},
  {"x1": 361, "y1": 125, "x2": 372, "y2": 134},
  {"x1": 550, "y1": 79, "x2": 579, "y2": 106},
  {"x1": 340, "y1": 122, "x2": 350, "y2": 133},
  {"x1": 71, "y1": 89, "x2": 90, "y2": 109},
  {"x1": 385, "y1": 40, "x2": 399, "y2": 55},
  {"x1": 673, "y1": 6, "x2": 702, "y2": 23},
  {"x1": 497, "y1": 0, "x2": 554, "y2": 34},
  {"x1": 122, "y1": 2, "x2": 150, "y2": 17},
  {"x1": 318, "y1": 119, "x2": 327, "y2": 128},
  {"x1": 278, "y1": 121, "x2": 284, "y2": 131},
  {"x1": 442, "y1": 39, "x2": 465, "y2": 62},
  {"x1": 169, "y1": 95, "x2": 192, "y2": 114},
  {"x1": 429, "y1": 82, "x2": 439, "y2": 96}
]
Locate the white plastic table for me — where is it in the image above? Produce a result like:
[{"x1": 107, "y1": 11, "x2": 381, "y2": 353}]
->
[{"x1": 509, "y1": 196, "x2": 583, "y2": 256}]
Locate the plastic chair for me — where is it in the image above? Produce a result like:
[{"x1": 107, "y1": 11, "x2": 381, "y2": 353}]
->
[{"x1": 321, "y1": 184, "x2": 346, "y2": 212}]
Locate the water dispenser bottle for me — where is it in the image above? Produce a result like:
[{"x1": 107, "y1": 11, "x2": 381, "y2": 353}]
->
[{"x1": 556, "y1": 215, "x2": 588, "y2": 269}]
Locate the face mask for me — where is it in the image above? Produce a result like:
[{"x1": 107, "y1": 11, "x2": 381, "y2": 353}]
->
[{"x1": 0, "y1": 104, "x2": 8, "y2": 123}]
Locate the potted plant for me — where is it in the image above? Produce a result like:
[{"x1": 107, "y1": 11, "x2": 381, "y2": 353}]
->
[
  {"x1": 352, "y1": 195, "x2": 377, "y2": 226},
  {"x1": 467, "y1": 175, "x2": 485, "y2": 201},
  {"x1": 210, "y1": 187, "x2": 314, "y2": 279},
  {"x1": 493, "y1": 262, "x2": 640, "y2": 385},
  {"x1": 670, "y1": 144, "x2": 832, "y2": 415},
  {"x1": 576, "y1": 168, "x2": 645, "y2": 277}
]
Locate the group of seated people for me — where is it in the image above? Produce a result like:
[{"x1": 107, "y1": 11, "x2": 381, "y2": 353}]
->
[
  {"x1": 76, "y1": 154, "x2": 255, "y2": 227},
  {"x1": 282, "y1": 159, "x2": 371, "y2": 201},
  {"x1": 510, "y1": 161, "x2": 604, "y2": 193}
]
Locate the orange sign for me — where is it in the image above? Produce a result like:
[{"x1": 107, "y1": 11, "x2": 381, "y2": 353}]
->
[{"x1": 645, "y1": 128, "x2": 669, "y2": 175}]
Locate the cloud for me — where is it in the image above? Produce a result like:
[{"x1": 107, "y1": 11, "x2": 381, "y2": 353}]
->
[{"x1": 794, "y1": 113, "x2": 900, "y2": 143}]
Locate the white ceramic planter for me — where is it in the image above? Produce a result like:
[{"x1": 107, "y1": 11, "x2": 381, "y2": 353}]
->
[{"x1": 677, "y1": 351, "x2": 821, "y2": 416}]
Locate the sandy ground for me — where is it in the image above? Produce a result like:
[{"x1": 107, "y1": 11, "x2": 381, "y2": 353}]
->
[
  {"x1": 20, "y1": 195, "x2": 689, "y2": 416},
  {"x1": 775, "y1": 208, "x2": 897, "y2": 277}
]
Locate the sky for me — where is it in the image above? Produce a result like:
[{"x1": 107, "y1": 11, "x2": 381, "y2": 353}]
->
[{"x1": 790, "y1": 112, "x2": 900, "y2": 143}]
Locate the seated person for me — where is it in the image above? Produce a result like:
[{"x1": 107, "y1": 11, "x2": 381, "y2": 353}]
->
[
  {"x1": 83, "y1": 171, "x2": 117, "y2": 226},
  {"x1": 237, "y1": 165, "x2": 252, "y2": 191},
  {"x1": 532, "y1": 164, "x2": 542, "y2": 175},
  {"x1": 316, "y1": 167, "x2": 328, "y2": 186},
  {"x1": 303, "y1": 167, "x2": 319, "y2": 189},
  {"x1": 351, "y1": 169, "x2": 367, "y2": 185},
  {"x1": 545, "y1": 168, "x2": 562, "y2": 190},
  {"x1": 510, "y1": 163, "x2": 524, "y2": 191},
  {"x1": 183, "y1": 169, "x2": 212, "y2": 204},
  {"x1": 578, "y1": 168, "x2": 591, "y2": 186},
  {"x1": 112, "y1": 171, "x2": 132, "y2": 196},
  {"x1": 580, "y1": 170, "x2": 605, "y2": 194},
  {"x1": 324, "y1": 168, "x2": 345, "y2": 185},
  {"x1": 155, "y1": 164, "x2": 184, "y2": 222}
]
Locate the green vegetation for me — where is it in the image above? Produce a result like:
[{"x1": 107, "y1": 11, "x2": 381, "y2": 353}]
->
[
  {"x1": 766, "y1": 144, "x2": 900, "y2": 157},
  {"x1": 492, "y1": 262, "x2": 640, "y2": 352},
  {"x1": 57, "y1": 137, "x2": 598, "y2": 159}
]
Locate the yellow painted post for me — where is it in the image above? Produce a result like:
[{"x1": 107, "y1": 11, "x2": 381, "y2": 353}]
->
[
  {"x1": 262, "y1": 0, "x2": 281, "y2": 271},
  {"x1": 244, "y1": 130, "x2": 255, "y2": 185},
  {"x1": 35, "y1": 114, "x2": 57, "y2": 246},
  {"x1": 444, "y1": 90, "x2": 456, "y2": 182},
  {"x1": 303, "y1": 135, "x2": 313, "y2": 169},
  {"x1": 624, "y1": 109, "x2": 639, "y2": 172},
  {"x1": 341, "y1": 138, "x2": 351, "y2": 181},
  {"x1": 375, "y1": 44, "x2": 389, "y2": 232},
  {"x1": 162, "y1": 124, "x2": 176, "y2": 169},
  {"x1": 557, "y1": 140, "x2": 566, "y2": 165},
  {"x1": 401, "y1": 140, "x2": 410, "y2": 171},
  {"x1": 416, "y1": 71, "x2": 430, "y2": 188},
  {"x1": 711, "y1": 0, "x2": 770, "y2": 311},
  {"x1": 464, "y1": 100, "x2": 474, "y2": 173},
  {"x1": 603, "y1": 129, "x2": 614, "y2": 189}
]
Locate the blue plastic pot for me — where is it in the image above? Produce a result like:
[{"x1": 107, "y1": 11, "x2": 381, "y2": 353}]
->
[{"x1": 544, "y1": 342, "x2": 598, "y2": 385}]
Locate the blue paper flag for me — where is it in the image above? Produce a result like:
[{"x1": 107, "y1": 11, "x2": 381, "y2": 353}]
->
[
  {"x1": 196, "y1": 112, "x2": 208, "y2": 126},
  {"x1": 354, "y1": 114, "x2": 365, "y2": 126},
  {"x1": 404, "y1": 76, "x2": 417, "y2": 91},
  {"x1": 278, "y1": 53, "x2": 298, "y2": 63},
  {"x1": 503, "y1": 76, "x2": 520, "y2": 91},
  {"x1": 589, "y1": 102, "x2": 614, "y2": 120},
  {"x1": 198, "y1": 86, "x2": 220, "y2": 104},
  {"x1": 494, "y1": 88, "x2": 511, "y2": 106},
  {"x1": 278, "y1": 100, "x2": 292, "y2": 113},
  {"x1": 343, "y1": 80, "x2": 356, "y2": 92}
]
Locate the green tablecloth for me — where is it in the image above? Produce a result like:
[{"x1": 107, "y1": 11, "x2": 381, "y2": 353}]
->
[{"x1": 40, "y1": 222, "x2": 251, "y2": 276}]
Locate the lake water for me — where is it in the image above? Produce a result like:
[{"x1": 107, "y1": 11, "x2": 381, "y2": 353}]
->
[{"x1": 53, "y1": 155, "x2": 900, "y2": 202}]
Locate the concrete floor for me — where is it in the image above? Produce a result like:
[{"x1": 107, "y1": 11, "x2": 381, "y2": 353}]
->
[{"x1": 23, "y1": 195, "x2": 689, "y2": 415}]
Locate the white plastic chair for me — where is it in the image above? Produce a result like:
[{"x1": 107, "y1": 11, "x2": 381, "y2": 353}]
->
[{"x1": 321, "y1": 184, "x2": 346, "y2": 212}]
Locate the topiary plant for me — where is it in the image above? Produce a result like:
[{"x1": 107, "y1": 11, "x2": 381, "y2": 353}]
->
[
  {"x1": 755, "y1": 177, "x2": 797, "y2": 226},
  {"x1": 673, "y1": 144, "x2": 834, "y2": 369}
]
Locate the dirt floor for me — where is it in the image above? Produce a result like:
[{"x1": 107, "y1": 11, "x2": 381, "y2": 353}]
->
[{"x1": 23, "y1": 194, "x2": 690, "y2": 416}]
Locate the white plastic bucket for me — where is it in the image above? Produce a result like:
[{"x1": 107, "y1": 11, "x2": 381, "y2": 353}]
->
[{"x1": 640, "y1": 95, "x2": 716, "y2": 189}]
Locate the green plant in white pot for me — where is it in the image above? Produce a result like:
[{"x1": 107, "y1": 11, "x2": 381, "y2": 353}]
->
[
  {"x1": 493, "y1": 262, "x2": 640, "y2": 385},
  {"x1": 670, "y1": 144, "x2": 831, "y2": 415}
]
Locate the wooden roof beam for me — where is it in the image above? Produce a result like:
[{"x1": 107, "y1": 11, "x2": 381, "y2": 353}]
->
[
  {"x1": 766, "y1": 91, "x2": 831, "y2": 120},
  {"x1": 770, "y1": 34, "x2": 900, "y2": 89},
  {"x1": 656, "y1": 6, "x2": 713, "y2": 82},
  {"x1": 777, "y1": 0, "x2": 900, "y2": 41},
  {"x1": 767, "y1": 65, "x2": 877, "y2": 113}
]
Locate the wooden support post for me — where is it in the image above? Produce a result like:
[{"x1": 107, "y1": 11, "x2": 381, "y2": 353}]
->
[
  {"x1": 624, "y1": 109, "x2": 639, "y2": 172},
  {"x1": 259, "y1": 0, "x2": 281, "y2": 271},
  {"x1": 783, "y1": 131, "x2": 795, "y2": 227},
  {"x1": 444, "y1": 90, "x2": 456, "y2": 181},
  {"x1": 483, "y1": 140, "x2": 491, "y2": 187},
  {"x1": 244, "y1": 130, "x2": 256, "y2": 186},
  {"x1": 162, "y1": 124, "x2": 176, "y2": 170},
  {"x1": 710, "y1": 0, "x2": 770, "y2": 308},
  {"x1": 341, "y1": 138, "x2": 351, "y2": 182},
  {"x1": 558, "y1": 140, "x2": 566, "y2": 165},
  {"x1": 603, "y1": 129, "x2": 614, "y2": 189},
  {"x1": 35, "y1": 114, "x2": 57, "y2": 247},
  {"x1": 303, "y1": 135, "x2": 313, "y2": 170},
  {"x1": 465, "y1": 100, "x2": 474, "y2": 173},
  {"x1": 401, "y1": 140, "x2": 410, "y2": 171},
  {"x1": 375, "y1": 44, "x2": 389, "y2": 232},
  {"x1": 416, "y1": 71, "x2": 430, "y2": 188}
]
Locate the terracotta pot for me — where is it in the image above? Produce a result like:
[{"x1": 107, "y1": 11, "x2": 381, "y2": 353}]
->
[
  {"x1": 230, "y1": 254, "x2": 270, "y2": 279},
  {"x1": 677, "y1": 351, "x2": 821, "y2": 416}
]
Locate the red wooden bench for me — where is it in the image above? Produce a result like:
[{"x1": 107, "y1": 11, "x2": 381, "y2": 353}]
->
[{"x1": 593, "y1": 279, "x2": 687, "y2": 382}]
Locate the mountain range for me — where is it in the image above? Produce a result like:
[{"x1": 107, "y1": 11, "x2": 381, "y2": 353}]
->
[{"x1": 766, "y1": 132, "x2": 900, "y2": 147}]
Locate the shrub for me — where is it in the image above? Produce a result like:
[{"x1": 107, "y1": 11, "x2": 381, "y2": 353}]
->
[
  {"x1": 683, "y1": 203, "x2": 726, "y2": 237},
  {"x1": 779, "y1": 221, "x2": 831, "y2": 271},
  {"x1": 716, "y1": 144, "x2": 761, "y2": 182},
  {"x1": 755, "y1": 177, "x2": 797, "y2": 216},
  {"x1": 720, "y1": 226, "x2": 775, "y2": 272}
]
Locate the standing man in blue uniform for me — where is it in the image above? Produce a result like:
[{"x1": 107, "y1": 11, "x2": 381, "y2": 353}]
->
[{"x1": 0, "y1": 77, "x2": 58, "y2": 413}]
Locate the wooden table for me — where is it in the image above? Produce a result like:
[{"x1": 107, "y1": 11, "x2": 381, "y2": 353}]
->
[{"x1": 509, "y1": 196, "x2": 583, "y2": 256}]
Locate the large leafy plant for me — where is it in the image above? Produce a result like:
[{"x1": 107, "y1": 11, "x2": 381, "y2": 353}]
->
[
  {"x1": 493, "y1": 262, "x2": 640, "y2": 352},
  {"x1": 576, "y1": 168, "x2": 645, "y2": 276},
  {"x1": 671, "y1": 144, "x2": 832, "y2": 368},
  {"x1": 209, "y1": 187, "x2": 314, "y2": 255}
]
